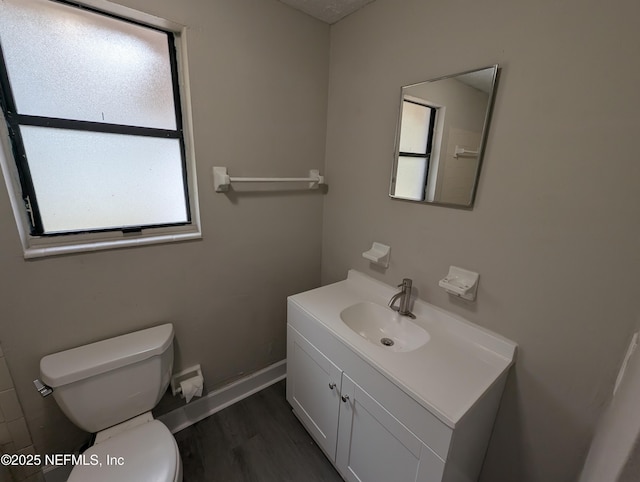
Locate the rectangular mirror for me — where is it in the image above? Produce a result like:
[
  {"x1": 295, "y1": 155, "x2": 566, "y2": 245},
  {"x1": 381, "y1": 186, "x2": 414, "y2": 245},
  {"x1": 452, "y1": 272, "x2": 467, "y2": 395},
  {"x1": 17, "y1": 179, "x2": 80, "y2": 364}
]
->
[{"x1": 389, "y1": 65, "x2": 499, "y2": 207}]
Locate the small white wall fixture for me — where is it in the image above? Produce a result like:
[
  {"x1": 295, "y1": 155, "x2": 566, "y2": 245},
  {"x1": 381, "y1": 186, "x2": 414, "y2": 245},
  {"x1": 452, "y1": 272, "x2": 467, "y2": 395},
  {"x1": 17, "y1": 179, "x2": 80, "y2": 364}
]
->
[
  {"x1": 362, "y1": 242, "x2": 391, "y2": 268},
  {"x1": 438, "y1": 266, "x2": 479, "y2": 301}
]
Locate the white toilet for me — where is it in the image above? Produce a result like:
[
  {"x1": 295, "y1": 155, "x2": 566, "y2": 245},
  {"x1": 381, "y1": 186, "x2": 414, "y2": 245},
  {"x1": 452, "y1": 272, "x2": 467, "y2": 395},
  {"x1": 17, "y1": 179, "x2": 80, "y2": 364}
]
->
[{"x1": 39, "y1": 323, "x2": 182, "y2": 482}]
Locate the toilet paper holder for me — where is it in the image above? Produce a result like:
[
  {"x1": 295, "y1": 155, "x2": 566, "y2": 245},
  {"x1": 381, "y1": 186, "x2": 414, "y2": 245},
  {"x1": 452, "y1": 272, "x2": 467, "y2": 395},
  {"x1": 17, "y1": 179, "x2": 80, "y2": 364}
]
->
[{"x1": 170, "y1": 364, "x2": 203, "y2": 397}]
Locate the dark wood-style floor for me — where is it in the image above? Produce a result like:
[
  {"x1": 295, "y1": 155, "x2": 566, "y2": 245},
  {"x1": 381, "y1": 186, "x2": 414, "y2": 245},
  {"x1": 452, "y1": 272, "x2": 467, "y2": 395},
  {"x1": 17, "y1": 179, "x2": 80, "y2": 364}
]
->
[{"x1": 174, "y1": 380, "x2": 344, "y2": 482}]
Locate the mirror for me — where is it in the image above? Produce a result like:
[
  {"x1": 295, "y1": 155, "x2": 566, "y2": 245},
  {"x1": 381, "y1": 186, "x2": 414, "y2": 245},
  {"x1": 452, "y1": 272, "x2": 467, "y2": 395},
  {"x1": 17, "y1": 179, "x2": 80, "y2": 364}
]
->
[{"x1": 389, "y1": 65, "x2": 498, "y2": 207}]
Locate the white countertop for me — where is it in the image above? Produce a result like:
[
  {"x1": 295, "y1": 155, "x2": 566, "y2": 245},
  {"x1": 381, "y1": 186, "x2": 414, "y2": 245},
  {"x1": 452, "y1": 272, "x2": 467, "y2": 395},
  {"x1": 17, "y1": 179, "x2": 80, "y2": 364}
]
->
[{"x1": 288, "y1": 270, "x2": 517, "y2": 428}]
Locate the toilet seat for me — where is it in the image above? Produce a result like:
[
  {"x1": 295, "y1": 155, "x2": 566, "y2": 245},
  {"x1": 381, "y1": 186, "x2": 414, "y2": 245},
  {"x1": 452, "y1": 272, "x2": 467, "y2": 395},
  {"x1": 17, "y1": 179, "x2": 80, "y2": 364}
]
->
[{"x1": 68, "y1": 420, "x2": 181, "y2": 482}]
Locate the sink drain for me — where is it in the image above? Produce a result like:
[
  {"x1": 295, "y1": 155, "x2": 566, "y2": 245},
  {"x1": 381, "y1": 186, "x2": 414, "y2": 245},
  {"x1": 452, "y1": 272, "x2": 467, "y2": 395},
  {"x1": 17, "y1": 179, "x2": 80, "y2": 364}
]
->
[{"x1": 380, "y1": 337, "x2": 394, "y2": 347}]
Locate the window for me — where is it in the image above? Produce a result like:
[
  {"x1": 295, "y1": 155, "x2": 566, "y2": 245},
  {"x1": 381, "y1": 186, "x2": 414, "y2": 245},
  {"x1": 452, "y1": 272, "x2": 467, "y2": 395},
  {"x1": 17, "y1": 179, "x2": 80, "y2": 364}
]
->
[
  {"x1": 394, "y1": 98, "x2": 439, "y2": 201},
  {"x1": 0, "y1": 0, "x2": 199, "y2": 257}
]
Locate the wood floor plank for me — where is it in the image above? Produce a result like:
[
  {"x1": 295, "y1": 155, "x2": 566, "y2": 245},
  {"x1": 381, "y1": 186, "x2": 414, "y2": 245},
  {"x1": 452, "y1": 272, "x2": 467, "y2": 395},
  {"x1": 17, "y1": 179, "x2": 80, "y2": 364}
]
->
[{"x1": 175, "y1": 380, "x2": 344, "y2": 482}]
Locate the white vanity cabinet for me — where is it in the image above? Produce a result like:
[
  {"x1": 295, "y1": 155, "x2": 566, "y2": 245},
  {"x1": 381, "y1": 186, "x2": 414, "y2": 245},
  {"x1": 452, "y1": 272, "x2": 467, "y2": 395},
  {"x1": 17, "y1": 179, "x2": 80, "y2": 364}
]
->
[
  {"x1": 287, "y1": 325, "x2": 342, "y2": 459},
  {"x1": 286, "y1": 270, "x2": 517, "y2": 482},
  {"x1": 288, "y1": 325, "x2": 445, "y2": 482},
  {"x1": 336, "y1": 373, "x2": 445, "y2": 482}
]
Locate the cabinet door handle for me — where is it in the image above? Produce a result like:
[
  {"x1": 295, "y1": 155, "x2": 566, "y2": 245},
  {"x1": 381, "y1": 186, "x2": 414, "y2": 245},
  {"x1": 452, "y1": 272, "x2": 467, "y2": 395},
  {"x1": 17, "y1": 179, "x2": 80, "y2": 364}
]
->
[
  {"x1": 329, "y1": 382, "x2": 336, "y2": 390},
  {"x1": 341, "y1": 394, "x2": 350, "y2": 402}
]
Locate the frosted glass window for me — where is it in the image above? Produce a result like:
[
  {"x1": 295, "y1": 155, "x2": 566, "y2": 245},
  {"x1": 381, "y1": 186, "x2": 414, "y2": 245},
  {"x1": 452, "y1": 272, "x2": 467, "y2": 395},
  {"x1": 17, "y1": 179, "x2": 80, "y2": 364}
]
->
[
  {"x1": 399, "y1": 102, "x2": 432, "y2": 154},
  {"x1": 22, "y1": 127, "x2": 188, "y2": 233},
  {"x1": 0, "y1": 0, "x2": 176, "y2": 130},
  {"x1": 0, "y1": 0, "x2": 192, "y2": 239},
  {"x1": 394, "y1": 157, "x2": 427, "y2": 201}
]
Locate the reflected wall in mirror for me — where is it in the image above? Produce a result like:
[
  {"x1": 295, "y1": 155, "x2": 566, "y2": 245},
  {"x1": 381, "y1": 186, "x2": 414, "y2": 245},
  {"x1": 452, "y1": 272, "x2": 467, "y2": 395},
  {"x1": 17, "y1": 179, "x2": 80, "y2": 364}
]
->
[{"x1": 390, "y1": 65, "x2": 498, "y2": 207}]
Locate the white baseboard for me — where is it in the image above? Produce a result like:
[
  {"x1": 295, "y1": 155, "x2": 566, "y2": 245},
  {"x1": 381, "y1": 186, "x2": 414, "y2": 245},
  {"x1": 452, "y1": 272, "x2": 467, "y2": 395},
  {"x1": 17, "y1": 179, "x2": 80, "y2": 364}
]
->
[
  {"x1": 158, "y1": 359, "x2": 287, "y2": 433},
  {"x1": 43, "y1": 360, "x2": 287, "y2": 481}
]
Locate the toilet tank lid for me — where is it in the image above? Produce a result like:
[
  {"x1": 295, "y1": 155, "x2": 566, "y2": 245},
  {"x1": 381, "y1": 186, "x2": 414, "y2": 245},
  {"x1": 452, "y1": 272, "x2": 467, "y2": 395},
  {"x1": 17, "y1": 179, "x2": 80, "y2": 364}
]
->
[{"x1": 40, "y1": 324, "x2": 174, "y2": 387}]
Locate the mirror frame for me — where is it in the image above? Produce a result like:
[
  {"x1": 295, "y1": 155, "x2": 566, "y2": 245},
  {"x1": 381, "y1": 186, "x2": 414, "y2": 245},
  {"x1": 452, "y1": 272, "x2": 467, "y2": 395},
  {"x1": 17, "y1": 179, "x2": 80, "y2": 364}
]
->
[{"x1": 389, "y1": 65, "x2": 499, "y2": 208}]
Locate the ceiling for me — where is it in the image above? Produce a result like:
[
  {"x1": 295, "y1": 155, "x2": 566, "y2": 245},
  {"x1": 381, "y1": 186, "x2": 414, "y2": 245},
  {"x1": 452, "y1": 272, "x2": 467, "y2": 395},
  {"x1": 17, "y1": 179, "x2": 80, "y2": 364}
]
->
[{"x1": 278, "y1": 0, "x2": 377, "y2": 24}]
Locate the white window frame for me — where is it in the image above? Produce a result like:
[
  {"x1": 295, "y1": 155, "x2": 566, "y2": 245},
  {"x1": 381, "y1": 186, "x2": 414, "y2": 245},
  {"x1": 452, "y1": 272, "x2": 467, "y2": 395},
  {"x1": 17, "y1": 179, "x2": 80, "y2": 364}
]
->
[{"x1": 0, "y1": 0, "x2": 201, "y2": 259}]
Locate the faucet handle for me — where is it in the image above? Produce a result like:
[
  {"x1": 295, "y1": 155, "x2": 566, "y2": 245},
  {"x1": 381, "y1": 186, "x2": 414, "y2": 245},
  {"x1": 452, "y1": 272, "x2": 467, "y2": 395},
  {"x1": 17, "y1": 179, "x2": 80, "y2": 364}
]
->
[{"x1": 398, "y1": 278, "x2": 412, "y2": 288}]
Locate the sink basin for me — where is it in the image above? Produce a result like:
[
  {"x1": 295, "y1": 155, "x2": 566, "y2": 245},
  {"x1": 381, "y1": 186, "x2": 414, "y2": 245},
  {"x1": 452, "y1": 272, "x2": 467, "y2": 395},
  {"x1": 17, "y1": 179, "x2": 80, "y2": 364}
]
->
[{"x1": 339, "y1": 302, "x2": 430, "y2": 352}]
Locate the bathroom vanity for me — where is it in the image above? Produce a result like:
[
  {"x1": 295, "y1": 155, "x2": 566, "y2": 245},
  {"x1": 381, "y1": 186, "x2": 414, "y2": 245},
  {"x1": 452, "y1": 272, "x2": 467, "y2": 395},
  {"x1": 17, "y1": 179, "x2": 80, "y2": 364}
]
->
[{"x1": 286, "y1": 270, "x2": 516, "y2": 482}]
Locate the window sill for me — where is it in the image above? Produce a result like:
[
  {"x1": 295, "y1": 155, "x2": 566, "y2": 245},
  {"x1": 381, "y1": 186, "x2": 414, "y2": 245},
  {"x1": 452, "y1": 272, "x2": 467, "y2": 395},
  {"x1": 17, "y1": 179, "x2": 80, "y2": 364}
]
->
[{"x1": 23, "y1": 229, "x2": 202, "y2": 259}]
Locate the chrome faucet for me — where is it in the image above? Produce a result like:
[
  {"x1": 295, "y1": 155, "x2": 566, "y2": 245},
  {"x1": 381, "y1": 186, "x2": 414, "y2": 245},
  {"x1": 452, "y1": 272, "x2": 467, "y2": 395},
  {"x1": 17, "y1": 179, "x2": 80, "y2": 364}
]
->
[{"x1": 388, "y1": 278, "x2": 416, "y2": 318}]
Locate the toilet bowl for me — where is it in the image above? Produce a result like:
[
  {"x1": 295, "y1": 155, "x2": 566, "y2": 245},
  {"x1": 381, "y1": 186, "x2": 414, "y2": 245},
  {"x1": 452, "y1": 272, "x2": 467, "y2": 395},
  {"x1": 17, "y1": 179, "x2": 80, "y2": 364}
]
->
[
  {"x1": 67, "y1": 417, "x2": 182, "y2": 482},
  {"x1": 39, "y1": 324, "x2": 182, "y2": 481}
]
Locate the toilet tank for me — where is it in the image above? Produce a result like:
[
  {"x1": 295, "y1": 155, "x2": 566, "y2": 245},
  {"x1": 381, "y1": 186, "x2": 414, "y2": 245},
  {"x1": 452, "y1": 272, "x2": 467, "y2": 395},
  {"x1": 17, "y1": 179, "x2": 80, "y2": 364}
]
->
[{"x1": 40, "y1": 324, "x2": 174, "y2": 433}]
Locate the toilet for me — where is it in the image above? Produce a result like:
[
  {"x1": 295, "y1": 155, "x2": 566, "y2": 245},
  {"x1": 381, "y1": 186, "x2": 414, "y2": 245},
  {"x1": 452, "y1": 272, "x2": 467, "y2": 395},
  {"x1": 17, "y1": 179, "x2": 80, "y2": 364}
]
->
[{"x1": 39, "y1": 323, "x2": 182, "y2": 482}]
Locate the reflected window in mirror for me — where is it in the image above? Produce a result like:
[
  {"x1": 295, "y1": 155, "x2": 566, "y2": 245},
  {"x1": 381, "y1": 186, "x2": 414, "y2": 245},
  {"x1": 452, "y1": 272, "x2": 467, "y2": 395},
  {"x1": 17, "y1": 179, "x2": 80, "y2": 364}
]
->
[
  {"x1": 396, "y1": 98, "x2": 443, "y2": 201},
  {"x1": 390, "y1": 65, "x2": 499, "y2": 208}
]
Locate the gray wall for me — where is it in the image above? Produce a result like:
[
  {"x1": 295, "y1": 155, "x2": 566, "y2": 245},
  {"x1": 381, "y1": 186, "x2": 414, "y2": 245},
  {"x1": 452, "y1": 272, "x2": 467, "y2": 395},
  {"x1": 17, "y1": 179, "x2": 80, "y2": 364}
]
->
[
  {"x1": 321, "y1": 0, "x2": 640, "y2": 481},
  {"x1": 0, "y1": 0, "x2": 329, "y2": 455}
]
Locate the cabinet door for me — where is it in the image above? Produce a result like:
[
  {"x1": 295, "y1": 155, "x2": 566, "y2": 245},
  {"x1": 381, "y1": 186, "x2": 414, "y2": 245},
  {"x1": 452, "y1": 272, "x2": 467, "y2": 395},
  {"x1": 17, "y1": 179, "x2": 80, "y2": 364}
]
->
[
  {"x1": 336, "y1": 374, "x2": 445, "y2": 482},
  {"x1": 287, "y1": 326, "x2": 343, "y2": 460}
]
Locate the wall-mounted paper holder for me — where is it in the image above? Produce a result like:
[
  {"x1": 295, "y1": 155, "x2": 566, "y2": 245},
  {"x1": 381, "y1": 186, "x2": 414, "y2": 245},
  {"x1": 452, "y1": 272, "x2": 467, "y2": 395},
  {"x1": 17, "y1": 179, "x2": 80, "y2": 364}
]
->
[
  {"x1": 362, "y1": 242, "x2": 390, "y2": 268},
  {"x1": 170, "y1": 364, "x2": 203, "y2": 397},
  {"x1": 439, "y1": 266, "x2": 479, "y2": 301}
]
